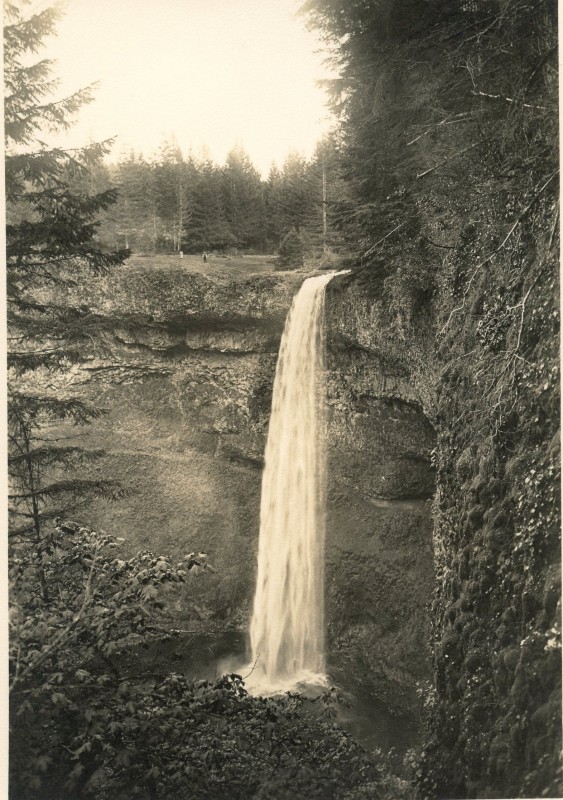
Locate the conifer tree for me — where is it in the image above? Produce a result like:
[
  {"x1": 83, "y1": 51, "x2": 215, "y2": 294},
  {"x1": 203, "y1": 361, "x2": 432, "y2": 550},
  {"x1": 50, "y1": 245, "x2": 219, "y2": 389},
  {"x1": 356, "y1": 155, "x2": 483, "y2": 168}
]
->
[
  {"x1": 188, "y1": 157, "x2": 234, "y2": 252},
  {"x1": 5, "y1": 0, "x2": 128, "y2": 544},
  {"x1": 278, "y1": 151, "x2": 312, "y2": 235},
  {"x1": 277, "y1": 227, "x2": 306, "y2": 268},
  {"x1": 222, "y1": 145, "x2": 266, "y2": 251},
  {"x1": 112, "y1": 150, "x2": 155, "y2": 251},
  {"x1": 264, "y1": 163, "x2": 285, "y2": 250},
  {"x1": 306, "y1": 135, "x2": 349, "y2": 254},
  {"x1": 153, "y1": 139, "x2": 194, "y2": 252}
]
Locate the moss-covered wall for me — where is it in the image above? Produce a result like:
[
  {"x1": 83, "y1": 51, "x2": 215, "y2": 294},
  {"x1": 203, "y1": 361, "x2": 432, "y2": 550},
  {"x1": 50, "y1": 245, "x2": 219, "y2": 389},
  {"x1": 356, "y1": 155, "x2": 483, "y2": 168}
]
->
[
  {"x1": 421, "y1": 211, "x2": 561, "y2": 798},
  {"x1": 325, "y1": 184, "x2": 560, "y2": 798}
]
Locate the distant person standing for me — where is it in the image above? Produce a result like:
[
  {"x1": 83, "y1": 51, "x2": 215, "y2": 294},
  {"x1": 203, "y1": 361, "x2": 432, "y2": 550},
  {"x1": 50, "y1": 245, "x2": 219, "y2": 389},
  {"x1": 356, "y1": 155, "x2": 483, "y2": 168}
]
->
[{"x1": 202, "y1": 252, "x2": 208, "y2": 263}]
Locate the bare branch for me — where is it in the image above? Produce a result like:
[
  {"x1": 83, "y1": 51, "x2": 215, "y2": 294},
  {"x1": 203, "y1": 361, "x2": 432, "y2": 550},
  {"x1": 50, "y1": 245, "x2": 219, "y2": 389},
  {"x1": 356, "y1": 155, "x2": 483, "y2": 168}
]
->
[
  {"x1": 406, "y1": 112, "x2": 481, "y2": 147},
  {"x1": 416, "y1": 143, "x2": 479, "y2": 179},
  {"x1": 360, "y1": 219, "x2": 409, "y2": 263},
  {"x1": 471, "y1": 89, "x2": 546, "y2": 110},
  {"x1": 440, "y1": 170, "x2": 559, "y2": 334},
  {"x1": 548, "y1": 203, "x2": 559, "y2": 250}
]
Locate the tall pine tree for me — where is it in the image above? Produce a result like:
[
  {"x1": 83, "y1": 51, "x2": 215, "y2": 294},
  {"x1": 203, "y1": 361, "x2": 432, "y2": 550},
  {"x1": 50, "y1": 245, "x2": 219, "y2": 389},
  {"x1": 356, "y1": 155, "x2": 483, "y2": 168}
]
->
[
  {"x1": 188, "y1": 156, "x2": 234, "y2": 252},
  {"x1": 6, "y1": 0, "x2": 128, "y2": 545},
  {"x1": 111, "y1": 150, "x2": 155, "y2": 251},
  {"x1": 222, "y1": 145, "x2": 266, "y2": 251},
  {"x1": 153, "y1": 139, "x2": 193, "y2": 252}
]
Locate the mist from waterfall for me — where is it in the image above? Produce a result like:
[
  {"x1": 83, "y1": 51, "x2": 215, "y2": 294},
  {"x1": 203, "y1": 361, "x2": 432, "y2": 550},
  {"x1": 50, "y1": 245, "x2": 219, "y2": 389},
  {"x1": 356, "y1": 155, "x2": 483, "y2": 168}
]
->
[{"x1": 246, "y1": 272, "x2": 339, "y2": 694}]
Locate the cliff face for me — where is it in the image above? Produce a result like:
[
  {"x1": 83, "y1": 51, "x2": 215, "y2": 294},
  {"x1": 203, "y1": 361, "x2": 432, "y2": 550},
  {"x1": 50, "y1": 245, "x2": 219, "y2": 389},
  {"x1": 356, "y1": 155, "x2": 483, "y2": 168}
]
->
[
  {"x1": 56, "y1": 246, "x2": 559, "y2": 797},
  {"x1": 326, "y1": 201, "x2": 560, "y2": 799},
  {"x1": 62, "y1": 263, "x2": 436, "y2": 743},
  {"x1": 62, "y1": 268, "x2": 303, "y2": 618},
  {"x1": 324, "y1": 277, "x2": 436, "y2": 721}
]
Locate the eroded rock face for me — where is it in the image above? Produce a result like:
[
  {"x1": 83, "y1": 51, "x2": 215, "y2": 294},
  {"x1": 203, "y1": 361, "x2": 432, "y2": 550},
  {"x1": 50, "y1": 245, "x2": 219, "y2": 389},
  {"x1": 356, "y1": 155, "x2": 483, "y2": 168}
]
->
[
  {"x1": 62, "y1": 267, "x2": 304, "y2": 331},
  {"x1": 70, "y1": 269, "x2": 302, "y2": 617},
  {"x1": 324, "y1": 275, "x2": 436, "y2": 723},
  {"x1": 68, "y1": 264, "x2": 436, "y2": 738}
]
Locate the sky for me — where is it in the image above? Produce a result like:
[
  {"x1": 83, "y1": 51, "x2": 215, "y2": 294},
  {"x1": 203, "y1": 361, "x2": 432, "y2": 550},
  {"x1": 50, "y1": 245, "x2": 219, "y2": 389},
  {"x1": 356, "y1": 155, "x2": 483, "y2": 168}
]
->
[{"x1": 36, "y1": 0, "x2": 335, "y2": 176}]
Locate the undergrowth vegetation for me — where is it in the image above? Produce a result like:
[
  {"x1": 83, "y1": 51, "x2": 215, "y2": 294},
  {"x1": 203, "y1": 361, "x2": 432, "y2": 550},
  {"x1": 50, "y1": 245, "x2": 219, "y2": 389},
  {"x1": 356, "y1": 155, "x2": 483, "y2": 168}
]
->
[{"x1": 10, "y1": 520, "x2": 407, "y2": 800}]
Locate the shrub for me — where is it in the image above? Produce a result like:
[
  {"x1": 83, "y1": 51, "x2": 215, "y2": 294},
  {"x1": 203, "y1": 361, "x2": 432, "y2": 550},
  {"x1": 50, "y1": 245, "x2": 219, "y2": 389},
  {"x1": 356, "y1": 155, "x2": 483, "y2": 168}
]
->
[{"x1": 10, "y1": 520, "x2": 384, "y2": 799}]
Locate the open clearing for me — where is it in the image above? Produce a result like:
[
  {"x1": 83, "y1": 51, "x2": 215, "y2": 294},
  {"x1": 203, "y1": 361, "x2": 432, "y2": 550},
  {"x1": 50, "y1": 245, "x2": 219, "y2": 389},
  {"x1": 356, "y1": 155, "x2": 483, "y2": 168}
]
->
[{"x1": 124, "y1": 253, "x2": 280, "y2": 279}]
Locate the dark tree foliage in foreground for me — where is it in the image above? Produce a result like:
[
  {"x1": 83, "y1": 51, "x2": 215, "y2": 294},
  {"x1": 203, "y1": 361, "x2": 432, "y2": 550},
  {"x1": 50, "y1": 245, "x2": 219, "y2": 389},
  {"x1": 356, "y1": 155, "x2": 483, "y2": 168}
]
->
[
  {"x1": 9, "y1": 521, "x2": 400, "y2": 800},
  {"x1": 5, "y1": 0, "x2": 129, "y2": 544}
]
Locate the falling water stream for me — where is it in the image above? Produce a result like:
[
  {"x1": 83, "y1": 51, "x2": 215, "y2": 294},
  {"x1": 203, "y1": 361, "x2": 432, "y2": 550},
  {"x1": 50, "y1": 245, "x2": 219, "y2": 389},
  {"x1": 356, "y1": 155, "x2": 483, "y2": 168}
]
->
[
  {"x1": 200, "y1": 268, "x2": 418, "y2": 756},
  {"x1": 245, "y1": 272, "x2": 343, "y2": 694}
]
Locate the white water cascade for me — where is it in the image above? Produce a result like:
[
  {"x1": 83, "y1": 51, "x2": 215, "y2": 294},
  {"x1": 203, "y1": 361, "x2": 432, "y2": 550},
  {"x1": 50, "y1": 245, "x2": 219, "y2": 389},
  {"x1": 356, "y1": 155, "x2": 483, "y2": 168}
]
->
[{"x1": 246, "y1": 272, "x2": 341, "y2": 694}]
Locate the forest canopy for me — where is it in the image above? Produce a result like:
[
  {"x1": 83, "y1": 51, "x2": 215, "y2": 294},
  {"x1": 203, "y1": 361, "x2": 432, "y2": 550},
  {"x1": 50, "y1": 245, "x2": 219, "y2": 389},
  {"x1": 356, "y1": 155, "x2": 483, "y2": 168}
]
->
[{"x1": 68, "y1": 140, "x2": 349, "y2": 258}]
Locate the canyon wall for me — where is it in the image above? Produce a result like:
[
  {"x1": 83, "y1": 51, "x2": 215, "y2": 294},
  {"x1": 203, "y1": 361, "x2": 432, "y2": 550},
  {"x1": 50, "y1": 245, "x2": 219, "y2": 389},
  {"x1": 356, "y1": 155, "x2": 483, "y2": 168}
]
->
[
  {"x1": 63, "y1": 264, "x2": 436, "y2": 744},
  {"x1": 325, "y1": 276, "x2": 436, "y2": 726},
  {"x1": 326, "y1": 205, "x2": 560, "y2": 799},
  {"x1": 63, "y1": 268, "x2": 301, "y2": 619}
]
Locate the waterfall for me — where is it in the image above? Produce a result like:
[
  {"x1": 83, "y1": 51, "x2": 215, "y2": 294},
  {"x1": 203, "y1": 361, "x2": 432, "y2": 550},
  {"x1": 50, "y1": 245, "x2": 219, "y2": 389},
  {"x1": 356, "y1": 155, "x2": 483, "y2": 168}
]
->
[{"x1": 246, "y1": 272, "x2": 339, "y2": 694}]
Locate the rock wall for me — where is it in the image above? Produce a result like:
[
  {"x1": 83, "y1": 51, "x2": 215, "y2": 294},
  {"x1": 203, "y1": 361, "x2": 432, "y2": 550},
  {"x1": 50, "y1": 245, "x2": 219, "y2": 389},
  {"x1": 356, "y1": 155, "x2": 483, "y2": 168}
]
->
[
  {"x1": 325, "y1": 210, "x2": 560, "y2": 799},
  {"x1": 53, "y1": 254, "x2": 560, "y2": 796},
  {"x1": 324, "y1": 275, "x2": 436, "y2": 735},
  {"x1": 61, "y1": 264, "x2": 436, "y2": 745},
  {"x1": 64, "y1": 268, "x2": 303, "y2": 618}
]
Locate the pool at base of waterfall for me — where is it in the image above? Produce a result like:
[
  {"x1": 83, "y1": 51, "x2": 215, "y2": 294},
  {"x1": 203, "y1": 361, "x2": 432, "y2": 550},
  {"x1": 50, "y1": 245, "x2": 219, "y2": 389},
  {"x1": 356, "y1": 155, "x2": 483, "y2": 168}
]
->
[
  {"x1": 221, "y1": 656, "x2": 330, "y2": 697},
  {"x1": 216, "y1": 637, "x2": 421, "y2": 763},
  {"x1": 120, "y1": 629, "x2": 420, "y2": 771}
]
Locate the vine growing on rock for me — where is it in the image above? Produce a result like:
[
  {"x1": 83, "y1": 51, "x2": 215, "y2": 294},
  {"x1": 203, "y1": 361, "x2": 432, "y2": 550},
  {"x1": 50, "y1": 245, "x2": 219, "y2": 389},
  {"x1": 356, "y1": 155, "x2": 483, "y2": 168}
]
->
[{"x1": 303, "y1": 0, "x2": 559, "y2": 797}]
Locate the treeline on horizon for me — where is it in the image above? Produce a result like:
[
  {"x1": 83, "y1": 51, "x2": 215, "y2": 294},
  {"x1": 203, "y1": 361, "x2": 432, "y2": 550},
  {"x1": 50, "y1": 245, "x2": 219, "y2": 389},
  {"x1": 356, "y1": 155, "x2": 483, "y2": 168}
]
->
[{"x1": 82, "y1": 140, "x2": 349, "y2": 257}]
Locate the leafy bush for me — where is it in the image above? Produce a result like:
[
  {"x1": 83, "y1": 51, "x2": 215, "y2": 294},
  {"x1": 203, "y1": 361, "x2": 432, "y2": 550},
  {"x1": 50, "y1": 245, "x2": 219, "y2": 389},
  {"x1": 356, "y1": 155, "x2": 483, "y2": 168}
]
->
[{"x1": 10, "y1": 520, "x2": 386, "y2": 799}]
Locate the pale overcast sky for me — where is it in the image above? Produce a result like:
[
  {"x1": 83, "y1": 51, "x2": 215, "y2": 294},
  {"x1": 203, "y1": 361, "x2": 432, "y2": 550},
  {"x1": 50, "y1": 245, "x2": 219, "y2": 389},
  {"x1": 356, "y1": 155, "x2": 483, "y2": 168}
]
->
[{"x1": 37, "y1": 0, "x2": 334, "y2": 175}]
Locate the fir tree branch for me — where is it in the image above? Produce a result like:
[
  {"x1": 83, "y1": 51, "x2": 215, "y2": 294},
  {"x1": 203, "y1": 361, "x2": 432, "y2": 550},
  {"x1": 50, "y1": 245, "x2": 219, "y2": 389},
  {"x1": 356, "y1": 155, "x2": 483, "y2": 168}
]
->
[
  {"x1": 9, "y1": 445, "x2": 105, "y2": 468},
  {"x1": 9, "y1": 478, "x2": 125, "y2": 502}
]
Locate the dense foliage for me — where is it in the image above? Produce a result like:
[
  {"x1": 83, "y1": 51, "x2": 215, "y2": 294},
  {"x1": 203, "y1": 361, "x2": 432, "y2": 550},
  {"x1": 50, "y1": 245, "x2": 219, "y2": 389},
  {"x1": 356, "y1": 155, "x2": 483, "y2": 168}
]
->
[
  {"x1": 10, "y1": 520, "x2": 401, "y2": 800},
  {"x1": 88, "y1": 138, "x2": 349, "y2": 258},
  {"x1": 302, "y1": 0, "x2": 558, "y2": 271},
  {"x1": 302, "y1": 0, "x2": 560, "y2": 797}
]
